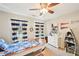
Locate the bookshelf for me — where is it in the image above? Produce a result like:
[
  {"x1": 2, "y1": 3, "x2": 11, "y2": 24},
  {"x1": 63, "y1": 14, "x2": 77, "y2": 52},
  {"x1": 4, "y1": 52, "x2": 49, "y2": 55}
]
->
[
  {"x1": 65, "y1": 31, "x2": 76, "y2": 54},
  {"x1": 11, "y1": 19, "x2": 28, "y2": 42},
  {"x1": 34, "y1": 22, "x2": 45, "y2": 39}
]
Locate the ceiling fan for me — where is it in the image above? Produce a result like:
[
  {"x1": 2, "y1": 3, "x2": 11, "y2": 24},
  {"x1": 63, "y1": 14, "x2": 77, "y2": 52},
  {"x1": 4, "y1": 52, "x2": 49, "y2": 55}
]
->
[{"x1": 29, "y1": 3, "x2": 59, "y2": 16}]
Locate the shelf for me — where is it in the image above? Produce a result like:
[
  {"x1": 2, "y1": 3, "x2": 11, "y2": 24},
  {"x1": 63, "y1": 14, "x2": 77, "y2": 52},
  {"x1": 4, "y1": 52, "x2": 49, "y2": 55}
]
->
[
  {"x1": 12, "y1": 28, "x2": 18, "y2": 31},
  {"x1": 35, "y1": 24, "x2": 40, "y2": 25},
  {"x1": 41, "y1": 25, "x2": 44, "y2": 27},
  {"x1": 22, "y1": 28, "x2": 27, "y2": 30},
  {"x1": 35, "y1": 32, "x2": 39, "y2": 34},
  {"x1": 11, "y1": 23, "x2": 20, "y2": 26},
  {"x1": 35, "y1": 22, "x2": 44, "y2": 39},
  {"x1": 35, "y1": 35, "x2": 39, "y2": 37},
  {"x1": 65, "y1": 36, "x2": 74, "y2": 39},
  {"x1": 12, "y1": 37, "x2": 18, "y2": 40},
  {"x1": 22, "y1": 24, "x2": 27, "y2": 26},
  {"x1": 23, "y1": 32, "x2": 27, "y2": 35},
  {"x1": 65, "y1": 40, "x2": 75, "y2": 44},
  {"x1": 12, "y1": 32, "x2": 17, "y2": 35},
  {"x1": 23, "y1": 36, "x2": 27, "y2": 39},
  {"x1": 68, "y1": 47, "x2": 75, "y2": 49}
]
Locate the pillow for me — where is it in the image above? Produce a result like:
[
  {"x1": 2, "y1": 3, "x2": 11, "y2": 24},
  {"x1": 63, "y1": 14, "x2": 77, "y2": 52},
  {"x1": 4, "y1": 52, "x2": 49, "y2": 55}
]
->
[
  {"x1": 0, "y1": 48, "x2": 4, "y2": 52},
  {"x1": 0, "y1": 43, "x2": 9, "y2": 50},
  {"x1": 31, "y1": 40, "x2": 40, "y2": 46},
  {"x1": 0, "y1": 39, "x2": 5, "y2": 43},
  {"x1": 0, "y1": 39, "x2": 9, "y2": 50}
]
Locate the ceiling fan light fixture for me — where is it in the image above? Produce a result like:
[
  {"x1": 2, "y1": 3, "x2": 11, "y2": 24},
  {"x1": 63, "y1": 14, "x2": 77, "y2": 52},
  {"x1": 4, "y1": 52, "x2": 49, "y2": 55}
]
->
[
  {"x1": 29, "y1": 3, "x2": 59, "y2": 16},
  {"x1": 40, "y1": 8, "x2": 48, "y2": 15}
]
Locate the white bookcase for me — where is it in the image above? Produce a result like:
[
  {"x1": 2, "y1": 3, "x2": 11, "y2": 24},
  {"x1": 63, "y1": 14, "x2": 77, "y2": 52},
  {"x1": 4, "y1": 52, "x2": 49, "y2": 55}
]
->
[
  {"x1": 34, "y1": 22, "x2": 45, "y2": 40},
  {"x1": 11, "y1": 19, "x2": 28, "y2": 42}
]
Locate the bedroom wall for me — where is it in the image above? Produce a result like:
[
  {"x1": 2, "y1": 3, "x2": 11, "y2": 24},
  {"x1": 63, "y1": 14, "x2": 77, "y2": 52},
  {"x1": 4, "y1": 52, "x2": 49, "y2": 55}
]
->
[
  {"x1": 0, "y1": 11, "x2": 35, "y2": 43},
  {"x1": 45, "y1": 10, "x2": 79, "y2": 49}
]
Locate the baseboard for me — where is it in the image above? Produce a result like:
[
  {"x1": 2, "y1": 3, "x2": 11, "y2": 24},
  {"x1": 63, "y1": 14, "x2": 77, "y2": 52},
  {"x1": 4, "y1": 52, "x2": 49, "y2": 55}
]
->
[
  {"x1": 48, "y1": 43, "x2": 58, "y2": 48},
  {"x1": 58, "y1": 47, "x2": 65, "y2": 50}
]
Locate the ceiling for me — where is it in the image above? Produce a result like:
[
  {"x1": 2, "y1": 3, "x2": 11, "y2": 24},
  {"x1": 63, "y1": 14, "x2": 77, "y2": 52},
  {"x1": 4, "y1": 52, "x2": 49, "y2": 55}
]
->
[{"x1": 0, "y1": 3, "x2": 79, "y2": 21}]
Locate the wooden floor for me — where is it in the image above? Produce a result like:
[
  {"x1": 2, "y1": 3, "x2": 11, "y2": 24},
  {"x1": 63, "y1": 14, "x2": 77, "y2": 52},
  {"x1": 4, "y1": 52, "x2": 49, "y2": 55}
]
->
[
  {"x1": 26, "y1": 44, "x2": 74, "y2": 56},
  {"x1": 37, "y1": 48, "x2": 55, "y2": 56},
  {"x1": 25, "y1": 47, "x2": 55, "y2": 56}
]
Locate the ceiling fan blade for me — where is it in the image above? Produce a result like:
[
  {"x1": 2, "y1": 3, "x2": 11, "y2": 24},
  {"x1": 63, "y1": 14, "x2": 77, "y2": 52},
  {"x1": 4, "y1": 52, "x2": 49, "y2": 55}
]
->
[
  {"x1": 48, "y1": 3, "x2": 59, "y2": 7},
  {"x1": 29, "y1": 8, "x2": 40, "y2": 11},
  {"x1": 48, "y1": 10, "x2": 54, "y2": 14}
]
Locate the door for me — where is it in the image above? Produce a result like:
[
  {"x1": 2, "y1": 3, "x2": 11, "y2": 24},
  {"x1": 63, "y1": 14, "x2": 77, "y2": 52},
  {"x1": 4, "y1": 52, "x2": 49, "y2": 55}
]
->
[{"x1": 48, "y1": 34, "x2": 58, "y2": 48}]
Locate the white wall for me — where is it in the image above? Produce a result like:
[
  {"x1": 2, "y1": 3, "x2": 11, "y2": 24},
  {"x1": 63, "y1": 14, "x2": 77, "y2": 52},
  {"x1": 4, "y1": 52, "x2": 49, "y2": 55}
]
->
[
  {"x1": 0, "y1": 11, "x2": 36, "y2": 43},
  {"x1": 45, "y1": 10, "x2": 79, "y2": 49}
]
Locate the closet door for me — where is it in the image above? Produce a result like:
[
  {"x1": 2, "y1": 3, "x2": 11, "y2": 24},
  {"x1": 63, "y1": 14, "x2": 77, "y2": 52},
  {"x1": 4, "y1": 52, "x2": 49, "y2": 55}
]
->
[
  {"x1": 48, "y1": 34, "x2": 58, "y2": 48},
  {"x1": 48, "y1": 25, "x2": 59, "y2": 48}
]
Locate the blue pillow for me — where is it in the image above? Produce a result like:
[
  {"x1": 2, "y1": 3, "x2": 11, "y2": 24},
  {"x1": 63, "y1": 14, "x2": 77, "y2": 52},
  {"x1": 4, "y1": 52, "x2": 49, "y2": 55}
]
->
[
  {"x1": 0, "y1": 43, "x2": 9, "y2": 50},
  {"x1": 31, "y1": 41, "x2": 40, "y2": 46},
  {"x1": 0, "y1": 39, "x2": 5, "y2": 43},
  {"x1": 0, "y1": 48, "x2": 4, "y2": 52},
  {"x1": 2, "y1": 43, "x2": 9, "y2": 49}
]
